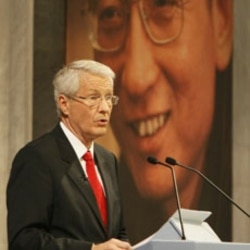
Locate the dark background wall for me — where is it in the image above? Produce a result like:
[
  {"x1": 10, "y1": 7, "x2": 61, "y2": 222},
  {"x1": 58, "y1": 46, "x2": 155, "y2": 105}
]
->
[{"x1": 33, "y1": 0, "x2": 66, "y2": 138}]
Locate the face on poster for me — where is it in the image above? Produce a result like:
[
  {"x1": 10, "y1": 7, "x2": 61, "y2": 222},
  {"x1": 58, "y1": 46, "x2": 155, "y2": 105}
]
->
[{"x1": 66, "y1": 0, "x2": 233, "y2": 242}]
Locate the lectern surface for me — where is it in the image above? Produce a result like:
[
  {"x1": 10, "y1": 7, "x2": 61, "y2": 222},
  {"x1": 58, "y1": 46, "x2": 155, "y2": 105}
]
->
[{"x1": 135, "y1": 240, "x2": 250, "y2": 250}]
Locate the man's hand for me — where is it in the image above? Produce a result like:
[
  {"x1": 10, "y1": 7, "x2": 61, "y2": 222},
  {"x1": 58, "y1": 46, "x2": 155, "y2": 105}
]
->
[{"x1": 92, "y1": 238, "x2": 132, "y2": 250}]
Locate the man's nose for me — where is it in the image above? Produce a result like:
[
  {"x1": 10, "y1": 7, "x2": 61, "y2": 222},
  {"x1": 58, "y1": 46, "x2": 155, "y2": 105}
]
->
[
  {"x1": 97, "y1": 97, "x2": 111, "y2": 111},
  {"x1": 121, "y1": 5, "x2": 159, "y2": 100}
]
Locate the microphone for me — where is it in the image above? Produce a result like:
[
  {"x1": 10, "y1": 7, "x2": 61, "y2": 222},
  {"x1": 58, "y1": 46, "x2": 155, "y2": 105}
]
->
[
  {"x1": 147, "y1": 156, "x2": 186, "y2": 240},
  {"x1": 166, "y1": 156, "x2": 250, "y2": 218}
]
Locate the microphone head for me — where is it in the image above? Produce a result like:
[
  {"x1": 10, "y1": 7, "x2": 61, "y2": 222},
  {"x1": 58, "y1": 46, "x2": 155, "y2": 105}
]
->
[
  {"x1": 165, "y1": 157, "x2": 177, "y2": 165},
  {"x1": 147, "y1": 156, "x2": 158, "y2": 164}
]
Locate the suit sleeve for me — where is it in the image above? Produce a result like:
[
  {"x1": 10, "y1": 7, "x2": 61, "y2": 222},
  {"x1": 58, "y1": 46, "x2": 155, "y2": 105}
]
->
[
  {"x1": 112, "y1": 154, "x2": 130, "y2": 242},
  {"x1": 7, "y1": 146, "x2": 93, "y2": 250}
]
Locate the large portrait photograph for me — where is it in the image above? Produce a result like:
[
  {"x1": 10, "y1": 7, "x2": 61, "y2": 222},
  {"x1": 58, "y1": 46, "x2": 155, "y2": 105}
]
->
[{"x1": 65, "y1": 0, "x2": 233, "y2": 244}]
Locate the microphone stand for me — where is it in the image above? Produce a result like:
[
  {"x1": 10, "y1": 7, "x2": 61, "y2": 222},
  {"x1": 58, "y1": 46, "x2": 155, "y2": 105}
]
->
[
  {"x1": 147, "y1": 156, "x2": 186, "y2": 240},
  {"x1": 166, "y1": 157, "x2": 250, "y2": 218}
]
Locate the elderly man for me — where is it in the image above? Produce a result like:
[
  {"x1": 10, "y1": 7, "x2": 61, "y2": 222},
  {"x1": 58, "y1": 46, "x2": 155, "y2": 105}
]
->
[{"x1": 7, "y1": 60, "x2": 131, "y2": 250}]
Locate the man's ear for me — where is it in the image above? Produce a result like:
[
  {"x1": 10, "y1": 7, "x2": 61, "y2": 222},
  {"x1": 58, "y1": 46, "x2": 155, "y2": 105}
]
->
[
  {"x1": 212, "y1": 0, "x2": 233, "y2": 71},
  {"x1": 58, "y1": 95, "x2": 70, "y2": 116}
]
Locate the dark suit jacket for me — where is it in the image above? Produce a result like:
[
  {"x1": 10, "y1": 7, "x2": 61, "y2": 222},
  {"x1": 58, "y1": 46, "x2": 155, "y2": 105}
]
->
[{"x1": 7, "y1": 124, "x2": 128, "y2": 250}]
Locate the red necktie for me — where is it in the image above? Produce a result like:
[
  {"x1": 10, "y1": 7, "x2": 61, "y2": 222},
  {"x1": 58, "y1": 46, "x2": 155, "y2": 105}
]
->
[{"x1": 83, "y1": 151, "x2": 108, "y2": 228}]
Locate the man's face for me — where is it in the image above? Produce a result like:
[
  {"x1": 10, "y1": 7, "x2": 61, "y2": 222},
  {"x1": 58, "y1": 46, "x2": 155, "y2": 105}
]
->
[
  {"x1": 94, "y1": 0, "x2": 231, "y2": 200},
  {"x1": 59, "y1": 73, "x2": 114, "y2": 146}
]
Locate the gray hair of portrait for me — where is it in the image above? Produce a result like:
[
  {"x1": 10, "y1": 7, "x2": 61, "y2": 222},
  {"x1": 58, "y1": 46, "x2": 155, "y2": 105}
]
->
[{"x1": 53, "y1": 59, "x2": 115, "y2": 116}]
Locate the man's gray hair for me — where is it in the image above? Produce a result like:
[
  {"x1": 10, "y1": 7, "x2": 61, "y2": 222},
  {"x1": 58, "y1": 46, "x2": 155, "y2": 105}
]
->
[{"x1": 53, "y1": 59, "x2": 115, "y2": 115}]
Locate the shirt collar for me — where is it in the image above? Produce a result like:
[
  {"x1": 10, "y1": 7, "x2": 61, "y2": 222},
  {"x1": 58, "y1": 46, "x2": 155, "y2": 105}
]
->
[{"x1": 60, "y1": 121, "x2": 94, "y2": 159}]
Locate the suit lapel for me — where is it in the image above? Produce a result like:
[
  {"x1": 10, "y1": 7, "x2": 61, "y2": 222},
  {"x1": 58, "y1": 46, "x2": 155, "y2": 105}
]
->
[{"x1": 53, "y1": 125, "x2": 105, "y2": 231}]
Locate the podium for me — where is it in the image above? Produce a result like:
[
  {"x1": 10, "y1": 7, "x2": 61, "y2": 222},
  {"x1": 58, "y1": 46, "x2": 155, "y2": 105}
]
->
[
  {"x1": 135, "y1": 240, "x2": 250, "y2": 250},
  {"x1": 133, "y1": 209, "x2": 250, "y2": 250}
]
